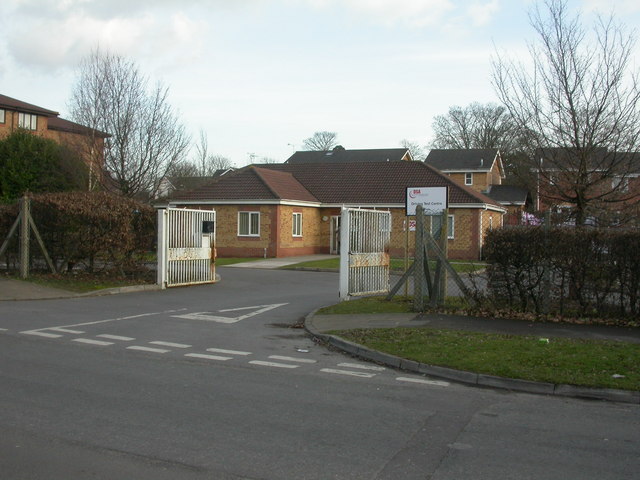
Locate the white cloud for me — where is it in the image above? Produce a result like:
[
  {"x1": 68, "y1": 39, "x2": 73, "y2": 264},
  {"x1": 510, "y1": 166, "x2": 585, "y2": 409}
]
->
[
  {"x1": 581, "y1": 0, "x2": 640, "y2": 15},
  {"x1": 467, "y1": 0, "x2": 500, "y2": 27},
  {"x1": 3, "y1": 1, "x2": 207, "y2": 72},
  {"x1": 302, "y1": 0, "x2": 455, "y2": 27}
]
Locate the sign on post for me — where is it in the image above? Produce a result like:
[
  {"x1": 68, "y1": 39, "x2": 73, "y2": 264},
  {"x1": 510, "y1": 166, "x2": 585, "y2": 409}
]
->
[{"x1": 406, "y1": 187, "x2": 448, "y2": 216}]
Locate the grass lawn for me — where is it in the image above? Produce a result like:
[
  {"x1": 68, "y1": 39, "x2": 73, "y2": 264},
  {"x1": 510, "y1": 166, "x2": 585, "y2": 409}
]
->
[
  {"x1": 215, "y1": 257, "x2": 264, "y2": 266},
  {"x1": 282, "y1": 257, "x2": 486, "y2": 273},
  {"x1": 335, "y1": 327, "x2": 640, "y2": 391}
]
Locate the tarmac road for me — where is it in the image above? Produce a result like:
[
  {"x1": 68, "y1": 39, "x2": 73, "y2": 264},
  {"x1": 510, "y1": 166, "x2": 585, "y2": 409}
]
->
[{"x1": 0, "y1": 266, "x2": 638, "y2": 479}]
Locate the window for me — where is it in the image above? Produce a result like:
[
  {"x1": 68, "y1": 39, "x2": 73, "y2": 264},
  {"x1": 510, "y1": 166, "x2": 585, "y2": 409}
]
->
[
  {"x1": 238, "y1": 211, "x2": 260, "y2": 236},
  {"x1": 18, "y1": 112, "x2": 37, "y2": 130},
  {"x1": 465, "y1": 172, "x2": 473, "y2": 185},
  {"x1": 292, "y1": 212, "x2": 302, "y2": 237},
  {"x1": 430, "y1": 215, "x2": 455, "y2": 240},
  {"x1": 0, "y1": 109, "x2": 5, "y2": 124},
  {"x1": 612, "y1": 176, "x2": 629, "y2": 193}
]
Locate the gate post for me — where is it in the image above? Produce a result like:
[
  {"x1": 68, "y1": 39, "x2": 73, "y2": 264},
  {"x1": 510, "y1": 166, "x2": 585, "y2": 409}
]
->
[
  {"x1": 157, "y1": 208, "x2": 168, "y2": 289},
  {"x1": 338, "y1": 207, "x2": 350, "y2": 298}
]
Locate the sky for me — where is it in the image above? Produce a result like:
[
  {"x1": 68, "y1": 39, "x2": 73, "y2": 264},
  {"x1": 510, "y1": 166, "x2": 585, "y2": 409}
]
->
[{"x1": 1, "y1": 0, "x2": 640, "y2": 167}]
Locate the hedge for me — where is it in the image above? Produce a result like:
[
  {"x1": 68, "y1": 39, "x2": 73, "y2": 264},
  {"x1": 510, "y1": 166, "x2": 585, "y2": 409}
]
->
[
  {"x1": 0, "y1": 192, "x2": 156, "y2": 275},
  {"x1": 484, "y1": 227, "x2": 640, "y2": 319}
]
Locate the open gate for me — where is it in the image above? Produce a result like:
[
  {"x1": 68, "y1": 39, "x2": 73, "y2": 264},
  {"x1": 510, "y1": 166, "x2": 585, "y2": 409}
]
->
[
  {"x1": 339, "y1": 208, "x2": 391, "y2": 298},
  {"x1": 157, "y1": 208, "x2": 217, "y2": 288}
]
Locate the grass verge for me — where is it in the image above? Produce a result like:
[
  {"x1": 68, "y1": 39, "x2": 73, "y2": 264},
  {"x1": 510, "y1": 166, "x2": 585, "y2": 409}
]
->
[
  {"x1": 17, "y1": 273, "x2": 153, "y2": 293},
  {"x1": 282, "y1": 257, "x2": 486, "y2": 273},
  {"x1": 334, "y1": 327, "x2": 640, "y2": 391},
  {"x1": 216, "y1": 257, "x2": 264, "y2": 266}
]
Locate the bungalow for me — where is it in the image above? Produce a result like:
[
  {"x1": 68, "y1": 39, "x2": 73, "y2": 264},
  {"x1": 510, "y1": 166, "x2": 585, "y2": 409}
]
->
[{"x1": 167, "y1": 160, "x2": 505, "y2": 260}]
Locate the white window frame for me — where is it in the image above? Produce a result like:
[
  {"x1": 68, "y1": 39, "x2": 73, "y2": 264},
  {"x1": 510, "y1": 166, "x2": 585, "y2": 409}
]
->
[
  {"x1": 430, "y1": 215, "x2": 455, "y2": 240},
  {"x1": 292, "y1": 212, "x2": 303, "y2": 237},
  {"x1": 238, "y1": 211, "x2": 260, "y2": 237},
  {"x1": 612, "y1": 176, "x2": 629, "y2": 193},
  {"x1": 0, "y1": 109, "x2": 5, "y2": 123},
  {"x1": 18, "y1": 112, "x2": 37, "y2": 130},
  {"x1": 465, "y1": 172, "x2": 473, "y2": 185}
]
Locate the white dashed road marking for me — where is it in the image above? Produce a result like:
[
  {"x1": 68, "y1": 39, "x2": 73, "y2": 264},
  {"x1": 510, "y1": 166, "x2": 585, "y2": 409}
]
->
[
  {"x1": 21, "y1": 331, "x2": 62, "y2": 338},
  {"x1": 268, "y1": 355, "x2": 317, "y2": 364},
  {"x1": 320, "y1": 368, "x2": 376, "y2": 378},
  {"x1": 396, "y1": 377, "x2": 450, "y2": 387},
  {"x1": 0, "y1": 328, "x2": 8, "y2": 331},
  {"x1": 97, "y1": 334, "x2": 135, "y2": 341},
  {"x1": 127, "y1": 346, "x2": 170, "y2": 354},
  {"x1": 249, "y1": 360, "x2": 299, "y2": 369},
  {"x1": 149, "y1": 341, "x2": 192, "y2": 349},
  {"x1": 185, "y1": 353, "x2": 232, "y2": 361},
  {"x1": 72, "y1": 338, "x2": 114, "y2": 346},
  {"x1": 50, "y1": 328, "x2": 85, "y2": 334},
  {"x1": 337, "y1": 363, "x2": 386, "y2": 371},
  {"x1": 206, "y1": 348, "x2": 252, "y2": 356}
]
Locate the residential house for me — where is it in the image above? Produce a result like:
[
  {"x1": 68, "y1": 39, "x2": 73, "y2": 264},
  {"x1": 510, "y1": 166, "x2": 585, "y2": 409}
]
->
[
  {"x1": 285, "y1": 146, "x2": 413, "y2": 164},
  {"x1": 0, "y1": 94, "x2": 109, "y2": 187},
  {"x1": 534, "y1": 147, "x2": 640, "y2": 224},
  {"x1": 425, "y1": 148, "x2": 531, "y2": 217},
  {"x1": 155, "y1": 169, "x2": 236, "y2": 199},
  {"x1": 167, "y1": 159, "x2": 505, "y2": 260}
]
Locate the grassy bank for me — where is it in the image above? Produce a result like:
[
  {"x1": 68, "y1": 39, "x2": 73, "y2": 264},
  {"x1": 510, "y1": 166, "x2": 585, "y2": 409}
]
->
[{"x1": 335, "y1": 327, "x2": 640, "y2": 391}]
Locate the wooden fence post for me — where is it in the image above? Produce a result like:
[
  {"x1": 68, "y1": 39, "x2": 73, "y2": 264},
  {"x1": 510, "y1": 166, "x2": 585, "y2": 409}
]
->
[{"x1": 19, "y1": 196, "x2": 30, "y2": 279}]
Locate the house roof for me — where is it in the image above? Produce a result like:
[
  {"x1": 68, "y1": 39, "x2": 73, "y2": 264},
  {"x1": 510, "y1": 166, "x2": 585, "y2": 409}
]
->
[
  {"x1": 285, "y1": 147, "x2": 411, "y2": 164},
  {"x1": 171, "y1": 166, "x2": 318, "y2": 203},
  {"x1": 535, "y1": 147, "x2": 640, "y2": 173},
  {"x1": 0, "y1": 94, "x2": 59, "y2": 117},
  {"x1": 425, "y1": 149, "x2": 501, "y2": 173},
  {"x1": 172, "y1": 161, "x2": 503, "y2": 209},
  {"x1": 47, "y1": 116, "x2": 110, "y2": 138},
  {"x1": 485, "y1": 185, "x2": 531, "y2": 206}
]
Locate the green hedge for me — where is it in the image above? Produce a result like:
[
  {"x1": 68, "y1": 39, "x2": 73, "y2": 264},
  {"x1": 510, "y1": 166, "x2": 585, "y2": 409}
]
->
[
  {"x1": 0, "y1": 192, "x2": 155, "y2": 275},
  {"x1": 484, "y1": 227, "x2": 640, "y2": 319}
]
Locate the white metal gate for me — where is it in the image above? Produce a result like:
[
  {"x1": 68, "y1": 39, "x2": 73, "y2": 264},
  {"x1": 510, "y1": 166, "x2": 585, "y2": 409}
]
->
[
  {"x1": 339, "y1": 208, "x2": 391, "y2": 298},
  {"x1": 157, "y1": 208, "x2": 217, "y2": 288}
]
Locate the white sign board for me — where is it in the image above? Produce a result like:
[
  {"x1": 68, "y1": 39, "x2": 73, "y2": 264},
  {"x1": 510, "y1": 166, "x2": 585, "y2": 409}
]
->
[{"x1": 406, "y1": 187, "x2": 448, "y2": 216}]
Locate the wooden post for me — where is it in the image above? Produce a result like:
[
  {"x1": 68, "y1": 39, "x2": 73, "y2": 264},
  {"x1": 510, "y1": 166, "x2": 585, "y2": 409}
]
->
[
  {"x1": 439, "y1": 209, "x2": 449, "y2": 304},
  {"x1": 19, "y1": 196, "x2": 30, "y2": 279},
  {"x1": 413, "y1": 206, "x2": 425, "y2": 312}
]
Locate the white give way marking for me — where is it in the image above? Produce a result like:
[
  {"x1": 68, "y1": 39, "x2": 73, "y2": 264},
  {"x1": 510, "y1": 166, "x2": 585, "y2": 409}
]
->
[{"x1": 172, "y1": 303, "x2": 289, "y2": 324}]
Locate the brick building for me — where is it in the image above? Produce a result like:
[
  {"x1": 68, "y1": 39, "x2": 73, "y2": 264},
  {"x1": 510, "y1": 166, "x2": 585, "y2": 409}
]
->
[
  {"x1": 0, "y1": 94, "x2": 108, "y2": 188},
  {"x1": 166, "y1": 158, "x2": 505, "y2": 260}
]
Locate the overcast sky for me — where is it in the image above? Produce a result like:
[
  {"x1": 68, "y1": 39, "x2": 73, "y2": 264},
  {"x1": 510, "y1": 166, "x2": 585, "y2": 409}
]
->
[{"x1": 1, "y1": 0, "x2": 639, "y2": 166}]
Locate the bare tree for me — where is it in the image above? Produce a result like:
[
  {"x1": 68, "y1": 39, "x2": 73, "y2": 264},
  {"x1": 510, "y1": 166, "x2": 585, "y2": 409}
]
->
[
  {"x1": 302, "y1": 131, "x2": 338, "y2": 151},
  {"x1": 430, "y1": 102, "x2": 520, "y2": 152},
  {"x1": 69, "y1": 49, "x2": 190, "y2": 198},
  {"x1": 399, "y1": 139, "x2": 425, "y2": 161},
  {"x1": 191, "y1": 129, "x2": 233, "y2": 176},
  {"x1": 492, "y1": 0, "x2": 640, "y2": 225}
]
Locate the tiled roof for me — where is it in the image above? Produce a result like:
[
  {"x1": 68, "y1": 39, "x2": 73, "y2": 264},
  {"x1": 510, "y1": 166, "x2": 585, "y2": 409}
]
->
[
  {"x1": 535, "y1": 147, "x2": 640, "y2": 173},
  {"x1": 173, "y1": 161, "x2": 502, "y2": 208},
  {"x1": 485, "y1": 185, "x2": 531, "y2": 205},
  {"x1": 171, "y1": 166, "x2": 318, "y2": 203},
  {"x1": 425, "y1": 149, "x2": 499, "y2": 172},
  {"x1": 285, "y1": 148, "x2": 411, "y2": 164},
  {"x1": 0, "y1": 94, "x2": 59, "y2": 116},
  {"x1": 47, "y1": 116, "x2": 110, "y2": 138}
]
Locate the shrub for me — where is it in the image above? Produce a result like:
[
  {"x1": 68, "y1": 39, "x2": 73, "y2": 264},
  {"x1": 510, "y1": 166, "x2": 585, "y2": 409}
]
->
[
  {"x1": 484, "y1": 226, "x2": 640, "y2": 319},
  {"x1": 0, "y1": 192, "x2": 155, "y2": 275}
]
